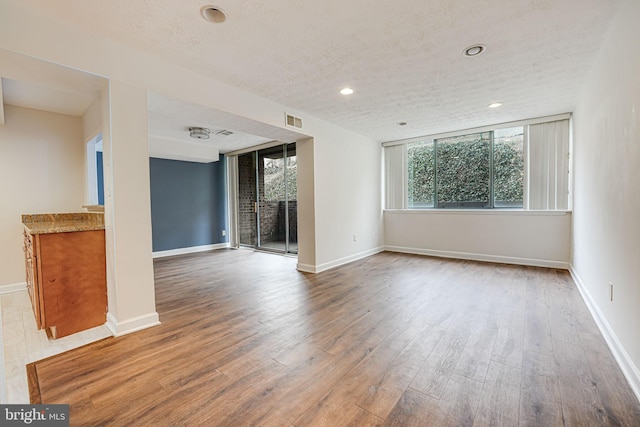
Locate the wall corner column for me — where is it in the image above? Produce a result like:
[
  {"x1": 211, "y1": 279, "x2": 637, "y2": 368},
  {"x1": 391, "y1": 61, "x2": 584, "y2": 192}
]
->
[
  {"x1": 101, "y1": 80, "x2": 159, "y2": 336},
  {"x1": 296, "y1": 137, "x2": 317, "y2": 272}
]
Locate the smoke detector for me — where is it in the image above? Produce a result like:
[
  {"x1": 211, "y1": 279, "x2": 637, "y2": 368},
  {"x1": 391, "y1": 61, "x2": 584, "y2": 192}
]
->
[{"x1": 189, "y1": 127, "x2": 211, "y2": 139}]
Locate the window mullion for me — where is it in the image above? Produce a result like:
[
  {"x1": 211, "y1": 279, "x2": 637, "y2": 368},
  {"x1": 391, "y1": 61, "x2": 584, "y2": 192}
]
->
[
  {"x1": 523, "y1": 126, "x2": 530, "y2": 210},
  {"x1": 433, "y1": 141, "x2": 438, "y2": 208},
  {"x1": 489, "y1": 131, "x2": 494, "y2": 208}
]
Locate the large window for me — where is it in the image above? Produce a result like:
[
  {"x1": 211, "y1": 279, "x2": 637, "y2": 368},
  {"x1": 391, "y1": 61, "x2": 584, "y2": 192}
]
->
[
  {"x1": 407, "y1": 127, "x2": 523, "y2": 209},
  {"x1": 386, "y1": 116, "x2": 569, "y2": 211},
  {"x1": 407, "y1": 141, "x2": 435, "y2": 208}
]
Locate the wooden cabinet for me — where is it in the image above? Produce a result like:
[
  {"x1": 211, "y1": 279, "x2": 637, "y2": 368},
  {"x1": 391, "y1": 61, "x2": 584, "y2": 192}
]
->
[
  {"x1": 23, "y1": 230, "x2": 42, "y2": 328},
  {"x1": 23, "y1": 228, "x2": 107, "y2": 339}
]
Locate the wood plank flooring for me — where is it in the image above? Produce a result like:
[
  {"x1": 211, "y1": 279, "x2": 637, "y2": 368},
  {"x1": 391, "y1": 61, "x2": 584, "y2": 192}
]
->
[{"x1": 27, "y1": 250, "x2": 640, "y2": 426}]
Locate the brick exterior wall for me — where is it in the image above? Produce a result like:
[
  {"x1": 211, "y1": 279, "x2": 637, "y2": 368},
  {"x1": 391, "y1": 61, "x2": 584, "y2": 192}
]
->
[
  {"x1": 238, "y1": 153, "x2": 257, "y2": 245},
  {"x1": 238, "y1": 150, "x2": 297, "y2": 247}
]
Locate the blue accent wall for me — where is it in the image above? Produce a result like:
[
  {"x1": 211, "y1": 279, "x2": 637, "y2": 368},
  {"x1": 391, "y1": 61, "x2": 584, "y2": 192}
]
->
[
  {"x1": 149, "y1": 156, "x2": 228, "y2": 252},
  {"x1": 96, "y1": 151, "x2": 104, "y2": 206}
]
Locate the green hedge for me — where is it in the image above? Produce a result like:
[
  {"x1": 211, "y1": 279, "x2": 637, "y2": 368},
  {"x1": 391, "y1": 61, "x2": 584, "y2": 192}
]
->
[{"x1": 408, "y1": 132, "x2": 523, "y2": 207}]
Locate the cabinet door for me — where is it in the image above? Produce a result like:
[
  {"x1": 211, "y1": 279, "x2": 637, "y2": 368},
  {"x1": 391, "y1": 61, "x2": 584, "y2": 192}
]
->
[
  {"x1": 23, "y1": 231, "x2": 43, "y2": 328},
  {"x1": 38, "y1": 230, "x2": 107, "y2": 338}
]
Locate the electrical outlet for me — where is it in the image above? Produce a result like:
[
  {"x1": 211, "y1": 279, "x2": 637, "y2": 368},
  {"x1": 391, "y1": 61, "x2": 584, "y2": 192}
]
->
[
  {"x1": 353, "y1": 234, "x2": 357, "y2": 242},
  {"x1": 222, "y1": 230, "x2": 226, "y2": 237},
  {"x1": 609, "y1": 282, "x2": 614, "y2": 302}
]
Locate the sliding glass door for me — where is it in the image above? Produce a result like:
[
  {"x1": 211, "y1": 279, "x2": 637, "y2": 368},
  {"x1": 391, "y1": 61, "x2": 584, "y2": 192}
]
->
[
  {"x1": 237, "y1": 151, "x2": 258, "y2": 247},
  {"x1": 237, "y1": 143, "x2": 297, "y2": 254}
]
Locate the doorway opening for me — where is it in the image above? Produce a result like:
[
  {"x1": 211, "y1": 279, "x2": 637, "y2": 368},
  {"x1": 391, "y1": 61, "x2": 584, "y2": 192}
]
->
[
  {"x1": 86, "y1": 133, "x2": 104, "y2": 206},
  {"x1": 237, "y1": 143, "x2": 297, "y2": 254}
]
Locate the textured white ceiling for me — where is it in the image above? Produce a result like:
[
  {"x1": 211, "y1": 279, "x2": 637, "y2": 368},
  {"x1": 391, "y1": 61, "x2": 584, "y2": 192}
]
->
[
  {"x1": 12, "y1": 0, "x2": 622, "y2": 142},
  {"x1": 0, "y1": 49, "x2": 103, "y2": 117},
  {"x1": 148, "y1": 111, "x2": 272, "y2": 154},
  {"x1": 147, "y1": 92, "x2": 306, "y2": 153},
  {"x1": 1, "y1": 78, "x2": 95, "y2": 116}
]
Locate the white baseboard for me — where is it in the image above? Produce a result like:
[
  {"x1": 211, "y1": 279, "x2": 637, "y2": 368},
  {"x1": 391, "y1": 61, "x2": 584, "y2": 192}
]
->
[
  {"x1": 569, "y1": 265, "x2": 640, "y2": 403},
  {"x1": 298, "y1": 246, "x2": 385, "y2": 274},
  {"x1": 0, "y1": 282, "x2": 26, "y2": 295},
  {"x1": 106, "y1": 311, "x2": 161, "y2": 337},
  {"x1": 152, "y1": 243, "x2": 229, "y2": 259},
  {"x1": 296, "y1": 263, "x2": 316, "y2": 273},
  {"x1": 384, "y1": 245, "x2": 569, "y2": 270}
]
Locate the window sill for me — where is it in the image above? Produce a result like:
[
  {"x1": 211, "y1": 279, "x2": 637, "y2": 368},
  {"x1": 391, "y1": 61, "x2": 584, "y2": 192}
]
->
[{"x1": 383, "y1": 209, "x2": 571, "y2": 216}]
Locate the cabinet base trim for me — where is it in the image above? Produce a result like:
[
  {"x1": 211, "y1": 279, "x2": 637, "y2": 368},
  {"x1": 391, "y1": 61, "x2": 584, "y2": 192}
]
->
[
  {"x1": 106, "y1": 312, "x2": 161, "y2": 337},
  {"x1": 0, "y1": 282, "x2": 26, "y2": 295}
]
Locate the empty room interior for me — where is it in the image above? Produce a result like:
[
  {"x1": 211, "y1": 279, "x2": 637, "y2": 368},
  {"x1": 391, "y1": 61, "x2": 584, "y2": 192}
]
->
[{"x1": 0, "y1": 0, "x2": 639, "y2": 425}]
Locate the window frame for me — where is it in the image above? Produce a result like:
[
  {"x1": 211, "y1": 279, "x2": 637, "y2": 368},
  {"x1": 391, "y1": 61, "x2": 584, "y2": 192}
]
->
[
  {"x1": 407, "y1": 128, "x2": 524, "y2": 209},
  {"x1": 383, "y1": 113, "x2": 570, "y2": 212}
]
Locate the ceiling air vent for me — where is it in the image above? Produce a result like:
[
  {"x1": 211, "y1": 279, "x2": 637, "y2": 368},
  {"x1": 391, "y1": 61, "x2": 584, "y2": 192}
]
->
[{"x1": 285, "y1": 113, "x2": 303, "y2": 130}]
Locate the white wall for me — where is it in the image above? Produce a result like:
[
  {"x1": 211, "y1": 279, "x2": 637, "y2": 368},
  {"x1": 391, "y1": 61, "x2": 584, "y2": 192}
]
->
[
  {"x1": 295, "y1": 137, "x2": 316, "y2": 269},
  {"x1": 82, "y1": 97, "x2": 102, "y2": 206},
  {"x1": 101, "y1": 82, "x2": 159, "y2": 335},
  {"x1": 385, "y1": 210, "x2": 571, "y2": 268},
  {"x1": 303, "y1": 122, "x2": 383, "y2": 272},
  {"x1": 0, "y1": 3, "x2": 384, "y2": 277},
  {"x1": 82, "y1": 97, "x2": 102, "y2": 142},
  {"x1": 0, "y1": 105, "x2": 85, "y2": 286},
  {"x1": 571, "y1": 0, "x2": 640, "y2": 399}
]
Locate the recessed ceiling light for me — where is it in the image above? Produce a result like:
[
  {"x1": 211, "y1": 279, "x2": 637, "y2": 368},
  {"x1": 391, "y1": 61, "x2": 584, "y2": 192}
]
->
[
  {"x1": 200, "y1": 5, "x2": 227, "y2": 23},
  {"x1": 488, "y1": 102, "x2": 503, "y2": 108},
  {"x1": 340, "y1": 87, "x2": 354, "y2": 95},
  {"x1": 463, "y1": 44, "x2": 486, "y2": 57}
]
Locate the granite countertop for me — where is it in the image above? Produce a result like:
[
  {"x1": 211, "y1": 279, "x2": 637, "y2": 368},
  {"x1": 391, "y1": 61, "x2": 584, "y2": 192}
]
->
[{"x1": 22, "y1": 213, "x2": 105, "y2": 235}]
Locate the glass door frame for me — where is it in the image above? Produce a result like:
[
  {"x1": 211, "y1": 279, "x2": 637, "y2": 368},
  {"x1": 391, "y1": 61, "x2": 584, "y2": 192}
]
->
[{"x1": 236, "y1": 142, "x2": 297, "y2": 255}]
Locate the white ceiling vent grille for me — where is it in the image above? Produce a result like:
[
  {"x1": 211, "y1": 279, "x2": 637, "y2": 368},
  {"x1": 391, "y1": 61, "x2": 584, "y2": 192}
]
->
[{"x1": 285, "y1": 113, "x2": 303, "y2": 130}]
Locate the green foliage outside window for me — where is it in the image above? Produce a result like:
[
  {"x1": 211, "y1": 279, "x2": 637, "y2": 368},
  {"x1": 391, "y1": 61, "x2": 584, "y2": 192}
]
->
[
  {"x1": 493, "y1": 132, "x2": 524, "y2": 206},
  {"x1": 437, "y1": 133, "x2": 490, "y2": 207},
  {"x1": 264, "y1": 157, "x2": 297, "y2": 201},
  {"x1": 408, "y1": 142, "x2": 435, "y2": 207},
  {"x1": 407, "y1": 127, "x2": 524, "y2": 208}
]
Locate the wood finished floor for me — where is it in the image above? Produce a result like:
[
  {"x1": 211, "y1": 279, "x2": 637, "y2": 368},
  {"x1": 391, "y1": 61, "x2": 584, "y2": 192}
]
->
[{"x1": 28, "y1": 250, "x2": 640, "y2": 426}]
